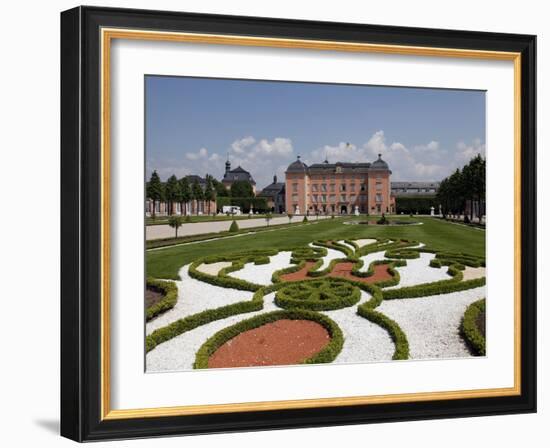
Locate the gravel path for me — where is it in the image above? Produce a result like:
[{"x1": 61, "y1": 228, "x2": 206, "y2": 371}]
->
[
  {"x1": 354, "y1": 238, "x2": 377, "y2": 248},
  {"x1": 229, "y1": 251, "x2": 293, "y2": 285},
  {"x1": 462, "y1": 266, "x2": 486, "y2": 280},
  {"x1": 310, "y1": 243, "x2": 346, "y2": 270},
  {"x1": 357, "y1": 251, "x2": 388, "y2": 272},
  {"x1": 377, "y1": 286, "x2": 486, "y2": 359},
  {"x1": 146, "y1": 265, "x2": 254, "y2": 335},
  {"x1": 196, "y1": 261, "x2": 232, "y2": 276},
  {"x1": 384, "y1": 252, "x2": 451, "y2": 289},
  {"x1": 326, "y1": 292, "x2": 394, "y2": 363}
]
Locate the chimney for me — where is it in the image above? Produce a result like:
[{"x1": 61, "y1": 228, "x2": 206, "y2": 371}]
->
[{"x1": 273, "y1": 174, "x2": 277, "y2": 184}]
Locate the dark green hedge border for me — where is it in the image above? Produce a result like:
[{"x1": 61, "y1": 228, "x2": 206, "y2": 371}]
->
[
  {"x1": 275, "y1": 280, "x2": 361, "y2": 311},
  {"x1": 193, "y1": 309, "x2": 344, "y2": 369},
  {"x1": 146, "y1": 278, "x2": 178, "y2": 321},
  {"x1": 461, "y1": 299, "x2": 486, "y2": 356}
]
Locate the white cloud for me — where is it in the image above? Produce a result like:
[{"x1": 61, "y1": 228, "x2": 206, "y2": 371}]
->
[
  {"x1": 455, "y1": 138, "x2": 485, "y2": 163},
  {"x1": 185, "y1": 147, "x2": 208, "y2": 160},
  {"x1": 231, "y1": 136, "x2": 255, "y2": 154}
]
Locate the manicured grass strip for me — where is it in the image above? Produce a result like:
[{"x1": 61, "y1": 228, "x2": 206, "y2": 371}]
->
[
  {"x1": 357, "y1": 305, "x2": 409, "y2": 360},
  {"x1": 146, "y1": 286, "x2": 273, "y2": 353},
  {"x1": 461, "y1": 299, "x2": 486, "y2": 356},
  {"x1": 146, "y1": 278, "x2": 178, "y2": 321},
  {"x1": 275, "y1": 280, "x2": 361, "y2": 311},
  {"x1": 193, "y1": 309, "x2": 344, "y2": 369}
]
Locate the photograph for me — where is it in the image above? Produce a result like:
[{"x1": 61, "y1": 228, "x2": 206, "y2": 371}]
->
[{"x1": 144, "y1": 76, "x2": 487, "y2": 372}]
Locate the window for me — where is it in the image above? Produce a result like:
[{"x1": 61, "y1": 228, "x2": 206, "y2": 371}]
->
[
  {"x1": 350, "y1": 183, "x2": 356, "y2": 192},
  {"x1": 292, "y1": 183, "x2": 298, "y2": 193},
  {"x1": 360, "y1": 183, "x2": 366, "y2": 191},
  {"x1": 339, "y1": 184, "x2": 346, "y2": 192},
  {"x1": 330, "y1": 184, "x2": 335, "y2": 192},
  {"x1": 329, "y1": 194, "x2": 336, "y2": 203},
  {"x1": 375, "y1": 193, "x2": 383, "y2": 202},
  {"x1": 292, "y1": 194, "x2": 298, "y2": 202},
  {"x1": 360, "y1": 194, "x2": 367, "y2": 203},
  {"x1": 376, "y1": 182, "x2": 382, "y2": 191},
  {"x1": 321, "y1": 195, "x2": 327, "y2": 203},
  {"x1": 321, "y1": 184, "x2": 327, "y2": 192},
  {"x1": 350, "y1": 195, "x2": 356, "y2": 202},
  {"x1": 312, "y1": 195, "x2": 318, "y2": 202},
  {"x1": 312, "y1": 184, "x2": 318, "y2": 192},
  {"x1": 340, "y1": 194, "x2": 346, "y2": 202}
]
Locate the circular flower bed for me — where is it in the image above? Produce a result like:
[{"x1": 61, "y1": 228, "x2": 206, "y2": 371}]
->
[
  {"x1": 194, "y1": 309, "x2": 344, "y2": 369},
  {"x1": 275, "y1": 279, "x2": 361, "y2": 311}
]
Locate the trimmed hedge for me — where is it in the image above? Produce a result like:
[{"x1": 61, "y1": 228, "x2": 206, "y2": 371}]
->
[
  {"x1": 461, "y1": 299, "x2": 486, "y2": 356},
  {"x1": 193, "y1": 309, "x2": 344, "y2": 369},
  {"x1": 146, "y1": 278, "x2": 178, "y2": 321},
  {"x1": 383, "y1": 276, "x2": 485, "y2": 300},
  {"x1": 146, "y1": 285, "x2": 274, "y2": 353},
  {"x1": 357, "y1": 304, "x2": 409, "y2": 360},
  {"x1": 275, "y1": 280, "x2": 361, "y2": 311},
  {"x1": 228, "y1": 220, "x2": 239, "y2": 232}
]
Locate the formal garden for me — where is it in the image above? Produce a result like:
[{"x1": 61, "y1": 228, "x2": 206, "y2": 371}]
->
[{"x1": 144, "y1": 216, "x2": 486, "y2": 371}]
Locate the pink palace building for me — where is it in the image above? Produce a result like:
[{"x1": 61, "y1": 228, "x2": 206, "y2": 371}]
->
[{"x1": 285, "y1": 154, "x2": 395, "y2": 215}]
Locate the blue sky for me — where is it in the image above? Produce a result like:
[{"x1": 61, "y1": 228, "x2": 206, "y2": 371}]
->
[{"x1": 146, "y1": 76, "x2": 485, "y2": 188}]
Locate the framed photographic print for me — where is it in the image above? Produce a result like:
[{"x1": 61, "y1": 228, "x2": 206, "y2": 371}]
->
[{"x1": 60, "y1": 6, "x2": 537, "y2": 442}]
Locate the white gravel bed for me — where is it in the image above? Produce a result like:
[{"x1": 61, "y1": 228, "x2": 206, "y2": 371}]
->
[
  {"x1": 354, "y1": 238, "x2": 377, "y2": 248},
  {"x1": 310, "y1": 243, "x2": 346, "y2": 270},
  {"x1": 377, "y1": 286, "x2": 486, "y2": 359},
  {"x1": 196, "y1": 261, "x2": 232, "y2": 276},
  {"x1": 357, "y1": 251, "x2": 388, "y2": 272},
  {"x1": 229, "y1": 251, "x2": 293, "y2": 285},
  {"x1": 462, "y1": 266, "x2": 486, "y2": 280},
  {"x1": 324, "y1": 291, "x2": 394, "y2": 363},
  {"x1": 147, "y1": 292, "x2": 280, "y2": 372},
  {"x1": 146, "y1": 265, "x2": 254, "y2": 335},
  {"x1": 337, "y1": 240, "x2": 357, "y2": 253},
  {"x1": 384, "y1": 252, "x2": 451, "y2": 289}
]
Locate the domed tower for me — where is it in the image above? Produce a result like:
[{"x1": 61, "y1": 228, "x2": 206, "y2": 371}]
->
[
  {"x1": 285, "y1": 156, "x2": 309, "y2": 215},
  {"x1": 368, "y1": 154, "x2": 392, "y2": 215}
]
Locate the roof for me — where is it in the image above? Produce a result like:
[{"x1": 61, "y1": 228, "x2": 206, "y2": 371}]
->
[
  {"x1": 370, "y1": 154, "x2": 390, "y2": 170},
  {"x1": 182, "y1": 174, "x2": 207, "y2": 185},
  {"x1": 258, "y1": 182, "x2": 285, "y2": 197},
  {"x1": 222, "y1": 166, "x2": 256, "y2": 184},
  {"x1": 286, "y1": 157, "x2": 308, "y2": 173}
]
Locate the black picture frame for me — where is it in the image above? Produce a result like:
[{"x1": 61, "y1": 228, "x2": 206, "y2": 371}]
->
[{"x1": 61, "y1": 5, "x2": 536, "y2": 442}]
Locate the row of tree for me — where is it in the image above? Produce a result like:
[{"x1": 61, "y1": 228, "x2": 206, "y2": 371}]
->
[
  {"x1": 436, "y1": 154, "x2": 486, "y2": 221},
  {"x1": 146, "y1": 171, "x2": 257, "y2": 218}
]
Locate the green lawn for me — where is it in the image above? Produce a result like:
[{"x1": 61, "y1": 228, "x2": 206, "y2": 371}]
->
[
  {"x1": 146, "y1": 213, "x2": 282, "y2": 225},
  {"x1": 146, "y1": 216, "x2": 485, "y2": 280}
]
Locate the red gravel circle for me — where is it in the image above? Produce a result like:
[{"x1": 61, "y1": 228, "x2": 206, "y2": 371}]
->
[
  {"x1": 279, "y1": 261, "x2": 392, "y2": 284},
  {"x1": 207, "y1": 319, "x2": 331, "y2": 368}
]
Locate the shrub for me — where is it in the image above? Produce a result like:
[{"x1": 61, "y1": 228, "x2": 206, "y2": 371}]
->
[
  {"x1": 146, "y1": 278, "x2": 178, "y2": 321},
  {"x1": 167, "y1": 215, "x2": 184, "y2": 238},
  {"x1": 228, "y1": 220, "x2": 239, "y2": 232},
  {"x1": 383, "y1": 276, "x2": 485, "y2": 300},
  {"x1": 461, "y1": 299, "x2": 486, "y2": 355},
  {"x1": 193, "y1": 309, "x2": 344, "y2": 369},
  {"x1": 357, "y1": 305, "x2": 409, "y2": 360},
  {"x1": 302, "y1": 215, "x2": 308, "y2": 223},
  {"x1": 275, "y1": 280, "x2": 361, "y2": 311}
]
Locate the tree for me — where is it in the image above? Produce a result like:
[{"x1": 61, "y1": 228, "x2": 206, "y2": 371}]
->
[
  {"x1": 204, "y1": 177, "x2": 216, "y2": 215},
  {"x1": 146, "y1": 171, "x2": 163, "y2": 218},
  {"x1": 168, "y1": 215, "x2": 183, "y2": 238},
  {"x1": 212, "y1": 178, "x2": 229, "y2": 197},
  {"x1": 164, "y1": 175, "x2": 181, "y2": 215},
  {"x1": 265, "y1": 213, "x2": 272, "y2": 226},
  {"x1": 230, "y1": 180, "x2": 254, "y2": 198},
  {"x1": 287, "y1": 213, "x2": 294, "y2": 224},
  {"x1": 192, "y1": 180, "x2": 204, "y2": 214},
  {"x1": 179, "y1": 177, "x2": 191, "y2": 216}
]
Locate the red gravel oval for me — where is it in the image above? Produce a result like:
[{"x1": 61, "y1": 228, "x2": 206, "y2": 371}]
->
[{"x1": 207, "y1": 319, "x2": 331, "y2": 368}]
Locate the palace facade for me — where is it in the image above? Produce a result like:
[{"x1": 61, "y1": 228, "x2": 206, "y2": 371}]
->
[{"x1": 285, "y1": 155, "x2": 394, "y2": 215}]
